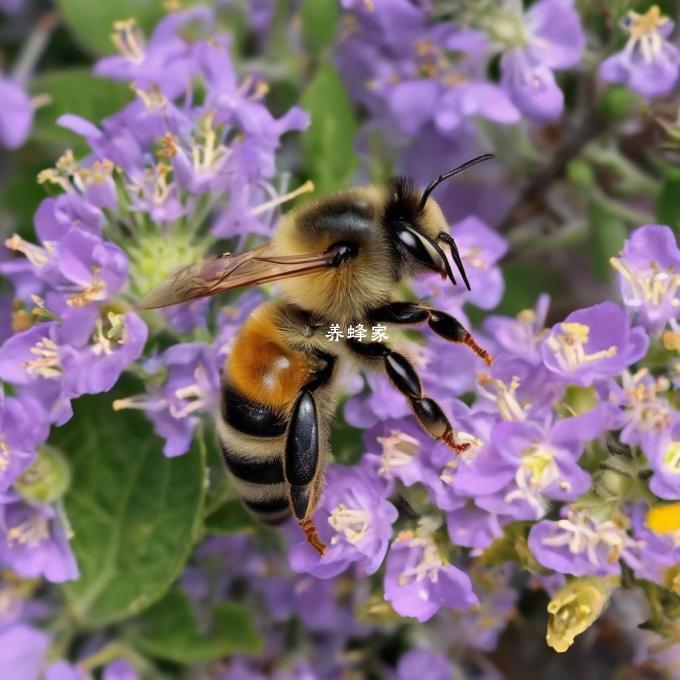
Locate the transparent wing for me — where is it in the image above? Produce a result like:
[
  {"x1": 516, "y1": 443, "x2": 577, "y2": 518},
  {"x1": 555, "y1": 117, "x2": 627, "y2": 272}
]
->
[{"x1": 137, "y1": 242, "x2": 334, "y2": 310}]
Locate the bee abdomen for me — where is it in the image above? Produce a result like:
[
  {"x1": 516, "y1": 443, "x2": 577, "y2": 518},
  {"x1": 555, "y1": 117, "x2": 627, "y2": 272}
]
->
[
  {"x1": 221, "y1": 384, "x2": 287, "y2": 437},
  {"x1": 244, "y1": 497, "x2": 291, "y2": 526},
  {"x1": 220, "y1": 444, "x2": 285, "y2": 485}
]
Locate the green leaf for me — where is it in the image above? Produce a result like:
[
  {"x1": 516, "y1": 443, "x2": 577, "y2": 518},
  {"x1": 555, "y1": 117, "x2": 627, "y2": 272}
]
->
[
  {"x1": 134, "y1": 588, "x2": 263, "y2": 662},
  {"x1": 300, "y1": 0, "x2": 339, "y2": 57},
  {"x1": 299, "y1": 62, "x2": 358, "y2": 195},
  {"x1": 56, "y1": 0, "x2": 167, "y2": 55},
  {"x1": 588, "y1": 199, "x2": 627, "y2": 281},
  {"x1": 53, "y1": 379, "x2": 206, "y2": 627},
  {"x1": 31, "y1": 69, "x2": 132, "y2": 151},
  {"x1": 656, "y1": 169, "x2": 680, "y2": 236}
]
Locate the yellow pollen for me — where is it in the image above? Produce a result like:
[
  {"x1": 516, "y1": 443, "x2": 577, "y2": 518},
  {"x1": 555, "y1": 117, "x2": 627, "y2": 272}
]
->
[
  {"x1": 662, "y1": 331, "x2": 680, "y2": 351},
  {"x1": 67, "y1": 268, "x2": 106, "y2": 307},
  {"x1": 159, "y1": 133, "x2": 179, "y2": 158},
  {"x1": 477, "y1": 373, "x2": 527, "y2": 421},
  {"x1": 0, "y1": 441, "x2": 9, "y2": 473},
  {"x1": 328, "y1": 503, "x2": 370, "y2": 545},
  {"x1": 646, "y1": 502, "x2": 680, "y2": 535},
  {"x1": 626, "y1": 6, "x2": 668, "y2": 39},
  {"x1": 23, "y1": 337, "x2": 62, "y2": 379},
  {"x1": 662, "y1": 441, "x2": 680, "y2": 475},
  {"x1": 377, "y1": 430, "x2": 420, "y2": 476},
  {"x1": 547, "y1": 322, "x2": 617, "y2": 372},
  {"x1": 5, "y1": 235, "x2": 52, "y2": 268},
  {"x1": 7, "y1": 517, "x2": 49, "y2": 548},
  {"x1": 111, "y1": 19, "x2": 145, "y2": 63}
]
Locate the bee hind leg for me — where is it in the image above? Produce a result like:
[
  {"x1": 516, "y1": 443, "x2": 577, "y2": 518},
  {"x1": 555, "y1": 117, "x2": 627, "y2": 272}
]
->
[
  {"x1": 285, "y1": 352, "x2": 336, "y2": 556},
  {"x1": 369, "y1": 302, "x2": 492, "y2": 366},
  {"x1": 346, "y1": 339, "x2": 469, "y2": 454}
]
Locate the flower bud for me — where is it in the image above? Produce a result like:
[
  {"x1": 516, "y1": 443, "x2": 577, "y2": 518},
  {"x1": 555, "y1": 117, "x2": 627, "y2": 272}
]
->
[
  {"x1": 546, "y1": 576, "x2": 614, "y2": 653},
  {"x1": 594, "y1": 467, "x2": 634, "y2": 501},
  {"x1": 567, "y1": 160, "x2": 595, "y2": 189},
  {"x1": 14, "y1": 445, "x2": 71, "y2": 504}
]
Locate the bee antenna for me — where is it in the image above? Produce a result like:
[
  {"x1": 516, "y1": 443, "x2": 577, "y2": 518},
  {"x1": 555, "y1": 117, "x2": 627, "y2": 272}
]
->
[{"x1": 418, "y1": 153, "x2": 494, "y2": 213}]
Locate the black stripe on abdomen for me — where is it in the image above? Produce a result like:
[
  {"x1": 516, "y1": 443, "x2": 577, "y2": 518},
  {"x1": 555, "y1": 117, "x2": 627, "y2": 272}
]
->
[
  {"x1": 245, "y1": 497, "x2": 289, "y2": 513},
  {"x1": 222, "y1": 384, "x2": 287, "y2": 437},
  {"x1": 221, "y1": 444, "x2": 285, "y2": 485},
  {"x1": 244, "y1": 497, "x2": 291, "y2": 525}
]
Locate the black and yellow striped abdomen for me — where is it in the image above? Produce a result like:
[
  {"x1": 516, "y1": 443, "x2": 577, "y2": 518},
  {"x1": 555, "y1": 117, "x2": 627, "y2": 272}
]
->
[{"x1": 218, "y1": 302, "x2": 317, "y2": 526}]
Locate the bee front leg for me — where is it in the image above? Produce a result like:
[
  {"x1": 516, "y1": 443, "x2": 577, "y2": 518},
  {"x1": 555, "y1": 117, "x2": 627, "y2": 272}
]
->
[
  {"x1": 346, "y1": 339, "x2": 470, "y2": 454},
  {"x1": 369, "y1": 302, "x2": 492, "y2": 366},
  {"x1": 285, "y1": 352, "x2": 335, "y2": 556}
]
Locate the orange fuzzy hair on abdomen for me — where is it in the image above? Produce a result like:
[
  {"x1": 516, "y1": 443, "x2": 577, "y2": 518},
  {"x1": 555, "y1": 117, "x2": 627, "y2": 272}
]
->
[{"x1": 225, "y1": 307, "x2": 312, "y2": 410}]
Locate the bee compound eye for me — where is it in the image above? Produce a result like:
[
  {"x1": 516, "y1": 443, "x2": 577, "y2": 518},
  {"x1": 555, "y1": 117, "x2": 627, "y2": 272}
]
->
[{"x1": 326, "y1": 241, "x2": 359, "y2": 267}]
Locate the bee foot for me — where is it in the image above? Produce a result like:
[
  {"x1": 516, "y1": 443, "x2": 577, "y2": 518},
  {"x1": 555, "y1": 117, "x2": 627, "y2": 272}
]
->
[
  {"x1": 300, "y1": 519, "x2": 326, "y2": 556},
  {"x1": 440, "y1": 428, "x2": 470, "y2": 455},
  {"x1": 462, "y1": 332, "x2": 493, "y2": 367}
]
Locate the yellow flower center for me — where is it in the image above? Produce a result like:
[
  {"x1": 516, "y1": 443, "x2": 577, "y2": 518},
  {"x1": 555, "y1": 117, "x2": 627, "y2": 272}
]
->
[
  {"x1": 111, "y1": 19, "x2": 146, "y2": 63},
  {"x1": 7, "y1": 516, "x2": 49, "y2": 548},
  {"x1": 662, "y1": 442, "x2": 680, "y2": 475},
  {"x1": 626, "y1": 6, "x2": 668, "y2": 40},
  {"x1": 623, "y1": 6, "x2": 670, "y2": 62},
  {"x1": 610, "y1": 257, "x2": 680, "y2": 312},
  {"x1": 22, "y1": 337, "x2": 62, "y2": 379},
  {"x1": 328, "y1": 503, "x2": 371, "y2": 546},
  {"x1": 547, "y1": 322, "x2": 617, "y2": 372},
  {"x1": 397, "y1": 536, "x2": 446, "y2": 590},
  {"x1": 376, "y1": 430, "x2": 420, "y2": 478},
  {"x1": 477, "y1": 373, "x2": 528, "y2": 421}
]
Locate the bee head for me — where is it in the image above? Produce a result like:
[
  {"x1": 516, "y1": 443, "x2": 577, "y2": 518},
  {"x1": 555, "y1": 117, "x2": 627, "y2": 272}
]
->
[{"x1": 386, "y1": 154, "x2": 494, "y2": 291}]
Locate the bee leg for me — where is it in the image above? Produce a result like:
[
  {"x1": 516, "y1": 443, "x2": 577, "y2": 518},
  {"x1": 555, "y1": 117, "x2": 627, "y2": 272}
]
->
[
  {"x1": 369, "y1": 302, "x2": 492, "y2": 366},
  {"x1": 346, "y1": 339, "x2": 470, "y2": 454},
  {"x1": 285, "y1": 352, "x2": 336, "y2": 556}
]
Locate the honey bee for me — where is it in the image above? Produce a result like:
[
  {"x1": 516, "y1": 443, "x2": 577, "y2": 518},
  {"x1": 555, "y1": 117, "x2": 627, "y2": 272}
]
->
[{"x1": 139, "y1": 155, "x2": 494, "y2": 555}]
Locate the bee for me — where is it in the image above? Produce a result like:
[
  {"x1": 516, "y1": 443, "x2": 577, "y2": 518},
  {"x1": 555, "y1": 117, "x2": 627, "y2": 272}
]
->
[{"x1": 139, "y1": 154, "x2": 494, "y2": 556}]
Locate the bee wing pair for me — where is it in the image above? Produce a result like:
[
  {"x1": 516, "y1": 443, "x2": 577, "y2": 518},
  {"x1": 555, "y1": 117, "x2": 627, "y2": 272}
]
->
[{"x1": 138, "y1": 242, "x2": 333, "y2": 310}]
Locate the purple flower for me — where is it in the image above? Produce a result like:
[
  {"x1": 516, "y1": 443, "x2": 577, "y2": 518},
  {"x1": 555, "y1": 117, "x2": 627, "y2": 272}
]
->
[
  {"x1": 644, "y1": 420, "x2": 680, "y2": 500},
  {"x1": 528, "y1": 509, "x2": 640, "y2": 577},
  {"x1": 60, "y1": 311, "x2": 148, "y2": 396},
  {"x1": 0, "y1": 74, "x2": 33, "y2": 149},
  {"x1": 383, "y1": 530, "x2": 479, "y2": 621},
  {"x1": 45, "y1": 662, "x2": 84, "y2": 680},
  {"x1": 114, "y1": 342, "x2": 219, "y2": 457},
  {"x1": 609, "y1": 224, "x2": 680, "y2": 334},
  {"x1": 499, "y1": 0, "x2": 585, "y2": 120},
  {"x1": 445, "y1": 503, "x2": 505, "y2": 550},
  {"x1": 0, "y1": 388, "x2": 50, "y2": 491},
  {"x1": 95, "y1": 8, "x2": 215, "y2": 99},
  {"x1": 103, "y1": 659, "x2": 140, "y2": 680},
  {"x1": 336, "y1": 16, "x2": 518, "y2": 138},
  {"x1": 476, "y1": 354, "x2": 564, "y2": 422},
  {"x1": 289, "y1": 463, "x2": 398, "y2": 579},
  {"x1": 599, "y1": 7, "x2": 680, "y2": 98},
  {"x1": 540, "y1": 301, "x2": 648, "y2": 387},
  {"x1": 625, "y1": 503, "x2": 680, "y2": 585},
  {"x1": 0, "y1": 498, "x2": 79, "y2": 582},
  {"x1": 362, "y1": 418, "x2": 439, "y2": 492},
  {"x1": 483, "y1": 294, "x2": 551, "y2": 365},
  {"x1": 477, "y1": 408, "x2": 609, "y2": 520},
  {"x1": 51, "y1": 228, "x2": 128, "y2": 311},
  {"x1": 597, "y1": 369, "x2": 678, "y2": 465},
  {"x1": 0, "y1": 624, "x2": 50, "y2": 680},
  {"x1": 396, "y1": 649, "x2": 454, "y2": 680}
]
